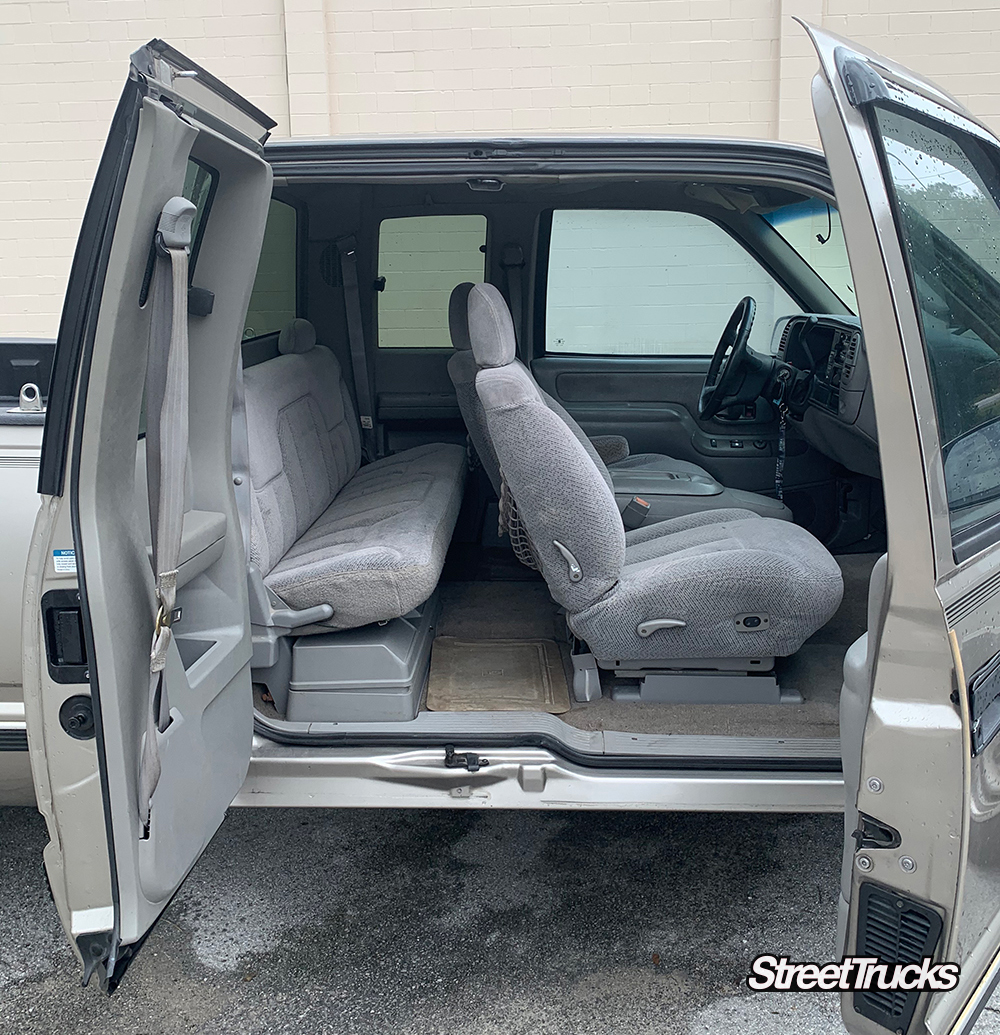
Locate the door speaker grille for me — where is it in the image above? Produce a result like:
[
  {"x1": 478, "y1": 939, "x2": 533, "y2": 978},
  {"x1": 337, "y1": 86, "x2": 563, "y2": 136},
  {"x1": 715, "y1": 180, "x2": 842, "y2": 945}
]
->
[{"x1": 854, "y1": 882, "x2": 943, "y2": 1033}]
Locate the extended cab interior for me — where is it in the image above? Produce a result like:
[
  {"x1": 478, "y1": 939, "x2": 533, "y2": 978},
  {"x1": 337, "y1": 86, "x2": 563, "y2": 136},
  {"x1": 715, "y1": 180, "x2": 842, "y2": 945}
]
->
[{"x1": 218, "y1": 144, "x2": 888, "y2": 765}]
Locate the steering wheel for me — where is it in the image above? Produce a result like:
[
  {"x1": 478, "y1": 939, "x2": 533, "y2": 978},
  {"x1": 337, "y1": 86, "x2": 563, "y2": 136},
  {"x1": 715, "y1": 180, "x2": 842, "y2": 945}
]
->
[{"x1": 699, "y1": 296, "x2": 757, "y2": 420}]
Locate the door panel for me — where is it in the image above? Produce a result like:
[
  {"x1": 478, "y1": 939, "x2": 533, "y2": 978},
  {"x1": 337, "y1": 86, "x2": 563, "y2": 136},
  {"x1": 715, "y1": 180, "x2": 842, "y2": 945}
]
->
[
  {"x1": 532, "y1": 354, "x2": 837, "y2": 517},
  {"x1": 804, "y1": 22, "x2": 1000, "y2": 1035},
  {"x1": 374, "y1": 348, "x2": 466, "y2": 453},
  {"x1": 24, "y1": 42, "x2": 273, "y2": 990}
]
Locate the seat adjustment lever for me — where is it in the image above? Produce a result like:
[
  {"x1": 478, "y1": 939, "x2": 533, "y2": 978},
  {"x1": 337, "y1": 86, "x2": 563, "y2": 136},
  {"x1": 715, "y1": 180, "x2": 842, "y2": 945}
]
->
[
  {"x1": 270, "y1": 603, "x2": 334, "y2": 629},
  {"x1": 637, "y1": 618, "x2": 687, "y2": 638}
]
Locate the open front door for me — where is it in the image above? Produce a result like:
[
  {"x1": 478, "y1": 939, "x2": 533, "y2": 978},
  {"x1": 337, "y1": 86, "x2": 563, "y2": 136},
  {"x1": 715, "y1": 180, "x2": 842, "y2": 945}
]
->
[
  {"x1": 805, "y1": 23, "x2": 1000, "y2": 1035},
  {"x1": 22, "y1": 42, "x2": 274, "y2": 990}
]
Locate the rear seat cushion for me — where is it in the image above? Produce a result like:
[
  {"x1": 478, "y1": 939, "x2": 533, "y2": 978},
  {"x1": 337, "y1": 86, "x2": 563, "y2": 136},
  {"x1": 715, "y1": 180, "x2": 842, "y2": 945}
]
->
[{"x1": 263, "y1": 442, "x2": 467, "y2": 630}]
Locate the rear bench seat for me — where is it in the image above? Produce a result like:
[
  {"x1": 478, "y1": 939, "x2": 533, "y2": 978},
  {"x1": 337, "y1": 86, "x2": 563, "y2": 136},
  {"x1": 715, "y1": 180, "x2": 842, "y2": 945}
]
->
[{"x1": 243, "y1": 319, "x2": 467, "y2": 631}]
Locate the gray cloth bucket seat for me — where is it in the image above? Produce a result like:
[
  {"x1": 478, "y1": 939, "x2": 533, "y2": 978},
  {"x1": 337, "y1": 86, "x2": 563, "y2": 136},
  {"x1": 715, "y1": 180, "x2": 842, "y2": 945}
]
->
[
  {"x1": 447, "y1": 282, "x2": 791, "y2": 523},
  {"x1": 468, "y1": 283, "x2": 843, "y2": 663}
]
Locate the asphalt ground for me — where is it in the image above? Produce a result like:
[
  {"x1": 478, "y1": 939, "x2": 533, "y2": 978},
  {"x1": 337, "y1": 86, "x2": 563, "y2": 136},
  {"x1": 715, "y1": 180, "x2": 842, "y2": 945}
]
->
[{"x1": 2, "y1": 806, "x2": 1000, "y2": 1035}]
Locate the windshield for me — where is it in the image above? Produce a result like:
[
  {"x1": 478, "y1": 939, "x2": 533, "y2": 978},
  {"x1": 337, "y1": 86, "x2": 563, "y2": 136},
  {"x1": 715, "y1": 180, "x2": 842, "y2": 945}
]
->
[
  {"x1": 763, "y1": 199, "x2": 856, "y2": 312},
  {"x1": 873, "y1": 103, "x2": 1000, "y2": 542}
]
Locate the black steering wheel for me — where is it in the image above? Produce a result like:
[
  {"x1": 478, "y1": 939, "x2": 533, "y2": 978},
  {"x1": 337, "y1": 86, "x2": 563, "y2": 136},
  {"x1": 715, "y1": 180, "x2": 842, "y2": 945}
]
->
[{"x1": 699, "y1": 296, "x2": 757, "y2": 420}]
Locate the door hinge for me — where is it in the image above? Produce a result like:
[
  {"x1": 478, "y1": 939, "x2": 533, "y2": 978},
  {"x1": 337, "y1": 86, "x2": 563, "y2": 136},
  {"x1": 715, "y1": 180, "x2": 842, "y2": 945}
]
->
[
  {"x1": 852, "y1": 812, "x2": 902, "y2": 850},
  {"x1": 76, "y1": 931, "x2": 112, "y2": 987},
  {"x1": 444, "y1": 744, "x2": 490, "y2": 773}
]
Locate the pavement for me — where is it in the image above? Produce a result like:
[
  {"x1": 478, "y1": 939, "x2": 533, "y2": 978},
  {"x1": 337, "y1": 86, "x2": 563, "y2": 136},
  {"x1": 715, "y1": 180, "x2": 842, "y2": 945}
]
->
[{"x1": 2, "y1": 805, "x2": 1000, "y2": 1035}]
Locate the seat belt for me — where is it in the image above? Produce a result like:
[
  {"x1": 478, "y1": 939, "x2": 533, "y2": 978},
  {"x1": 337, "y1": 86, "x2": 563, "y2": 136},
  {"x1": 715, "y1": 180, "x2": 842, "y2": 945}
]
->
[
  {"x1": 232, "y1": 348, "x2": 251, "y2": 558},
  {"x1": 138, "y1": 195, "x2": 197, "y2": 831},
  {"x1": 500, "y1": 243, "x2": 526, "y2": 360},
  {"x1": 336, "y1": 236, "x2": 379, "y2": 461}
]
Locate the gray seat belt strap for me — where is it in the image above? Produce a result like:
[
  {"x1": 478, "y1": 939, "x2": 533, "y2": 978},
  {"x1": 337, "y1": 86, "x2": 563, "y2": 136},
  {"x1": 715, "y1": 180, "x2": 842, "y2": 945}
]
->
[
  {"x1": 139, "y1": 196, "x2": 196, "y2": 831},
  {"x1": 501, "y1": 243, "x2": 525, "y2": 360},
  {"x1": 232, "y1": 349, "x2": 251, "y2": 558},
  {"x1": 336, "y1": 235, "x2": 379, "y2": 461}
]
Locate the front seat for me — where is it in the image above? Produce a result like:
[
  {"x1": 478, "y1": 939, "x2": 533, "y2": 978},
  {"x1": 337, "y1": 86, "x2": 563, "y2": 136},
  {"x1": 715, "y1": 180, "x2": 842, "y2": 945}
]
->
[
  {"x1": 467, "y1": 282, "x2": 843, "y2": 665},
  {"x1": 447, "y1": 283, "x2": 792, "y2": 524}
]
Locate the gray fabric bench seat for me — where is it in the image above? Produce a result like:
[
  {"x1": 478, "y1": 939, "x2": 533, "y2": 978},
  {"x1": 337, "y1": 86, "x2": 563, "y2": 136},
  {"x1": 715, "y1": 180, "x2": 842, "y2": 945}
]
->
[{"x1": 244, "y1": 319, "x2": 466, "y2": 632}]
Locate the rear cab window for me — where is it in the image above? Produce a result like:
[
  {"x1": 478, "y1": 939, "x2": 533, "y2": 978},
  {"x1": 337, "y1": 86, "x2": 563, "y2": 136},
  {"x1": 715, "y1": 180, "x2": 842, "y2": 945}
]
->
[
  {"x1": 543, "y1": 209, "x2": 802, "y2": 357},
  {"x1": 377, "y1": 214, "x2": 487, "y2": 349}
]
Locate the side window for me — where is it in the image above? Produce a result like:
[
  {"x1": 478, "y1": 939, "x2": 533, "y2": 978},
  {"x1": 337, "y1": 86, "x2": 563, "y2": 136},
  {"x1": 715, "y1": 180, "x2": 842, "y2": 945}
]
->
[
  {"x1": 243, "y1": 199, "x2": 297, "y2": 340},
  {"x1": 182, "y1": 158, "x2": 217, "y2": 269},
  {"x1": 872, "y1": 104, "x2": 1000, "y2": 546},
  {"x1": 763, "y1": 200, "x2": 856, "y2": 311},
  {"x1": 545, "y1": 209, "x2": 801, "y2": 357},
  {"x1": 378, "y1": 214, "x2": 487, "y2": 348},
  {"x1": 139, "y1": 158, "x2": 217, "y2": 307}
]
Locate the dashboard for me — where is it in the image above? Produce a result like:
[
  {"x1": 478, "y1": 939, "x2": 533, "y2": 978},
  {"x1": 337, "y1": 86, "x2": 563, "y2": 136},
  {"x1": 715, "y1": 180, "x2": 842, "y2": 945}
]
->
[{"x1": 770, "y1": 313, "x2": 880, "y2": 478}]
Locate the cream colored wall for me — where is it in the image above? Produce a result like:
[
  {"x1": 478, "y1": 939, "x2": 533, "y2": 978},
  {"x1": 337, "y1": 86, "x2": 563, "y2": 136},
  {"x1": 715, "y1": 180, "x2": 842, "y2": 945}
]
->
[{"x1": 4, "y1": 0, "x2": 1000, "y2": 337}]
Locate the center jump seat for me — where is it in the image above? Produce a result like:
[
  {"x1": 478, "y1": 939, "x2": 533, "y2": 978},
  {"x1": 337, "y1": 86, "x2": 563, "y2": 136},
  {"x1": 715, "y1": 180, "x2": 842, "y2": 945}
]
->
[{"x1": 243, "y1": 319, "x2": 467, "y2": 633}]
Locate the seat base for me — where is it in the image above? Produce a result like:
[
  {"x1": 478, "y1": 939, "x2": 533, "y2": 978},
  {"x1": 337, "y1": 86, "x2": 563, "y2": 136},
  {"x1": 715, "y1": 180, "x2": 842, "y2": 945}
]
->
[
  {"x1": 613, "y1": 671, "x2": 802, "y2": 706},
  {"x1": 571, "y1": 649, "x2": 804, "y2": 705}
]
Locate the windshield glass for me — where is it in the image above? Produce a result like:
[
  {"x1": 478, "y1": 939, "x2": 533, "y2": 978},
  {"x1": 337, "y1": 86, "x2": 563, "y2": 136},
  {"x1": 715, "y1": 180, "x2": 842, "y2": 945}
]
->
[
  {"x1": 873, "y1": 104, "x2": 1000, "y2": 541},
  {"x1": 763, "y1": 199, "x2": 856, "y2": 312}
]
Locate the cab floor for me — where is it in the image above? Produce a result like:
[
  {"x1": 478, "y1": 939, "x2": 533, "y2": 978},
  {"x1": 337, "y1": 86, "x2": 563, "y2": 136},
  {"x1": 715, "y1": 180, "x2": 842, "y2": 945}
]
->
[{"x1": 434, "y1": 553, "x2": 880, "y2": 741}]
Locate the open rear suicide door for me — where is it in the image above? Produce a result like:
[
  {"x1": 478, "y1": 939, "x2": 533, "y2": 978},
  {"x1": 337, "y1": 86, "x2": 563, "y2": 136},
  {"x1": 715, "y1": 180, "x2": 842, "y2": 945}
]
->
[{"x1": 23, "y1": 41, "x2": 273, "y2": 990}]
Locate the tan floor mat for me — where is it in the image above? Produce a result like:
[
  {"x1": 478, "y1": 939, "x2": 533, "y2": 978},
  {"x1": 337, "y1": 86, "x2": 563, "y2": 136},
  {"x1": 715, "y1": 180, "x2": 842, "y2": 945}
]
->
[{"x1": 426, "y1": 637, "x2": 571, "y2": 714}]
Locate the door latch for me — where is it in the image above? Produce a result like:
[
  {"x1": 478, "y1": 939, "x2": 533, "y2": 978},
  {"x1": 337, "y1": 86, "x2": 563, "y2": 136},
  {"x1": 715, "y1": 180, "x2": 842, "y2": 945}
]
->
[
  {"x1": 444, "y1": 744, "x2": 490, "y2": 772},
  {"x1": 852, "y1": 812, "x2": 902, "y2": 850},
  {"x1": 41, "y1": 589, "x2": 89, "y2": 684}
]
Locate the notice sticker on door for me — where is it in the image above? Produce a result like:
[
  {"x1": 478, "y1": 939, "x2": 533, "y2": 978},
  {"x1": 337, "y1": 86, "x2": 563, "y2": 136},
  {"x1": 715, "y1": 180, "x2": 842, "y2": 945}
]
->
[{"x1": 52, "y1": 549, "x2": 77, "y2": 574}]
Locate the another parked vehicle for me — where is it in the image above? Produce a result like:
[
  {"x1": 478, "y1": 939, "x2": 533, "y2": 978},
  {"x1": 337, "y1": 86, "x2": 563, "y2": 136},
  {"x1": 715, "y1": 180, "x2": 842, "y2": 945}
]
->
[
  {"x1": 0, "y1": 339, "x2": 51, "y2": 804},
  {"x1": 12, "y1": 25, "x2": 1000, "y2": 1034}
]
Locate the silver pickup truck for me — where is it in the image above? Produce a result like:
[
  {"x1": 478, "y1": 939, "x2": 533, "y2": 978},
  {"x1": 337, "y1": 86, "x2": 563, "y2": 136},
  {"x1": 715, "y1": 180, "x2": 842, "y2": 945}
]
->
[
  {"x1": 0, "y1": 338, "x2": 51, "y2": 804},
  {"x1": 10, "y1": 25, "x2": 1000, "y2": 1035}
]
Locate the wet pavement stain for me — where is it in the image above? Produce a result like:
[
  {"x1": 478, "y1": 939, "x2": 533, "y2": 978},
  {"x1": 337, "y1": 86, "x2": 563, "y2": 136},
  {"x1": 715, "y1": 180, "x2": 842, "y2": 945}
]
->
[{"x1": 3, "y1": 806, "x2": 1000, "y2": 1035}]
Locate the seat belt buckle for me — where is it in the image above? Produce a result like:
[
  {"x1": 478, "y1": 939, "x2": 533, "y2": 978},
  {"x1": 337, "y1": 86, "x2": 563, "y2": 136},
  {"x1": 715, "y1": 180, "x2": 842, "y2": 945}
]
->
[{"x1": 622, "y1": 496, "x2": 651, "y2": 531}]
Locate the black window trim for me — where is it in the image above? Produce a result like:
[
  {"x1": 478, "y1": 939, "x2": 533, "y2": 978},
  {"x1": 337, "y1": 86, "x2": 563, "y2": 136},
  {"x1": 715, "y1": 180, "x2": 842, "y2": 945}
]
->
[{"x1": 39, "y1": 83, "x2": 142, "y2": 497}]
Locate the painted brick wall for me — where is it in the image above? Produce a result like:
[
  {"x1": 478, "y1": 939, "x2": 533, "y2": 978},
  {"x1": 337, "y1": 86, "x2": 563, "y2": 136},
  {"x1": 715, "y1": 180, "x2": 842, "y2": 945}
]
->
[{"x1": 3, "y1": 0, "x2": 1000, "y2": 336}]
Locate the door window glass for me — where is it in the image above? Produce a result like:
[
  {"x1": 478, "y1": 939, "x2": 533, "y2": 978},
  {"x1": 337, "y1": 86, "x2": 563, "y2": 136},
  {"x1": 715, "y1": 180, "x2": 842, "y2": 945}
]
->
[
  {"x1": 377, "y1": 215, "x2": 487, "y2": 348},
  {"x1": 873, "y1": 105, "x2": 1000, "y2": 540},
  {"x1": 243, "y1": 199, "x2": 297, "y2": 340},
  {"x1": 544, "y1": 209, "x2": 801, "y2": 357}
]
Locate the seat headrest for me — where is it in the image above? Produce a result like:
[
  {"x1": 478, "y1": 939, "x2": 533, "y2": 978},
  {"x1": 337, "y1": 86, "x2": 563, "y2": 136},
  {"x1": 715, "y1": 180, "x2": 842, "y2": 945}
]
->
[
  {"x1": 278, "y1": 318, "x2": 317, "y2": 355},
  {"x1": 449, "y1": 283, "x2": 475, "y2": 351},
  {"x1": 468, "y1": 283, "x2": 516, "y2": 369}
]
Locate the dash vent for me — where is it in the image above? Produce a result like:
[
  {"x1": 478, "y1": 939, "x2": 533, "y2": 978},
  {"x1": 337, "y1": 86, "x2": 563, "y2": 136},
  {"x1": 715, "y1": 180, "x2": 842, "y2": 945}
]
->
[
  {"x1": 843, "y1": 332, "x2": 861, "y2": 381},
  {"x1": 777, "y1": 320, "x2": 794, "y2": 358}
]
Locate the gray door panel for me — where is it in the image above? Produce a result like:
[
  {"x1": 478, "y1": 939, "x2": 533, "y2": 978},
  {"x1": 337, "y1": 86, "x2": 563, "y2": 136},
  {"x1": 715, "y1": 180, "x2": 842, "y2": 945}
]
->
[
  {"x1": 532, "y1": 355, "x2": 835, "y2": 496},
  {"x1": 373, "y1": 349, "x2": 466, "y2": 452}
]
